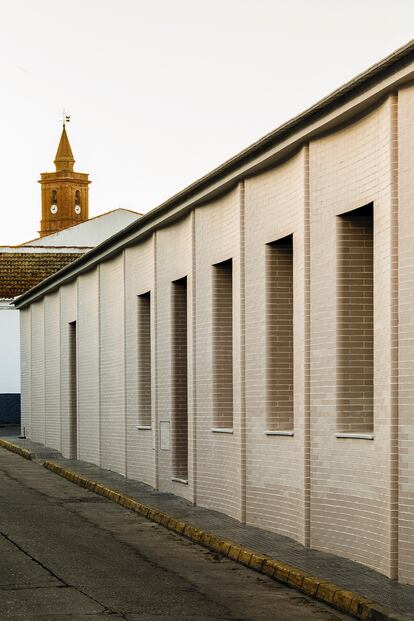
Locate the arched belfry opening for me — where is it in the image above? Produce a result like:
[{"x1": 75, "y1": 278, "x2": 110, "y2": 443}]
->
[{"x1": 74, "y1": 190, "x2": 82, "y2": 215}]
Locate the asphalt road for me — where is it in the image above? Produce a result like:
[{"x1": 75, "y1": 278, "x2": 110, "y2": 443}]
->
[{"x1": 0, "y1": 449, "x2": 352, "y2": 620}]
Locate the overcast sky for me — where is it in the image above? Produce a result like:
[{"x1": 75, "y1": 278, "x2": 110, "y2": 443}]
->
[{"x1": 0, "y1": 0, "x2": 413, "y2": 245}]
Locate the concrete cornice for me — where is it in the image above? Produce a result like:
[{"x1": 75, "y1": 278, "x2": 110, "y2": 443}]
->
[{"x1": 14, "y1": 39, "x2": 414, "y2": 309}]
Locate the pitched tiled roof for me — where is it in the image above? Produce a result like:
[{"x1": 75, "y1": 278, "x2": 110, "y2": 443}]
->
[{"x1": 0, "y1": 253, "x2": 83, "y2": 298}]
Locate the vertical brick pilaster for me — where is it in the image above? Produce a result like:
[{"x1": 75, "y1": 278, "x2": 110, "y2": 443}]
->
[
  {"x1": 98, "y1": 265, "x2": 102, "y2": 468},
  {"x1": 153, "y1": 231, "x2": 159, "y2": 490},
  {"x1": 43, "y1": 293, "x2": 47, "y2": 446},
  {"x1": 123, "y1": 252, "x2": 128, "y2": 477},
  {"x1": 303, "y1": 144, "x2": 311, "y2": 547},
  {"x1": 239, "y1": 181, "x2": 246, "y2": 524},
  {"x1": 191, "y1": 209, "x2": 198, "y2": 505},
  {"x1": 390, "y1": 92, "x2": 399, "y2": 580}
]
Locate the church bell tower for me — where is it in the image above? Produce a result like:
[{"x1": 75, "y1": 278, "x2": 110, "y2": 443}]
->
[{"x1": 38, "y1": 124, "x2": 90, "y2": 237}]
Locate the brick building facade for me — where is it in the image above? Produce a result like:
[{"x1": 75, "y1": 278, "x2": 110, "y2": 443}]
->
[{"x1": 15, "y1": 41, "x2": 414, "y2": 585}]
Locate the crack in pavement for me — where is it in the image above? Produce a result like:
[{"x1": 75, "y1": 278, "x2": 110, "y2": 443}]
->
[
  {"x1": 0, "y1": 460, "x2": 345, "y2": 621},
  {"x1": 58, "y1": 505, "x2": 254, "y2": 618},
  {"x1": 0, "y1": 531, "x2": 127, "y2": 620},
  {"x1": 0, "y1": 530, "x2": 68, "y2": 587},
  {"x1": 0, "y1": 584, "x2": 68, "y2": 591},
  {"x1": 0, "y1": 468, "x2": 237, "y2": 619}
]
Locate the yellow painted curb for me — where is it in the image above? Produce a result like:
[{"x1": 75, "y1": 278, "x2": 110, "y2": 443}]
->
[
  {"x1": 0, "y1": 439, "x2": 32, "y2": 460},
  {"x1": 41, "y1": 460, "x2": 409, "y2": 621}
]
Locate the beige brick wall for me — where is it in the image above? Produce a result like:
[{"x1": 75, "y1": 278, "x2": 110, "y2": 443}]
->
[
  {"x1": 30, "y1": 301, "x2": 45, "y2": 445},
  {"x1": 245, "y1": 150, "x2": 308, "y2": 544},
  {"x1": 398, "y1": 84, "x2": 414, "y2": 585},
  {"x1": 195, "y1": 186, "x2": 242, "y2": 520},
  {"x1": 99, "y1": 255, "x2": 126, "y2": 475},
  {"x1": 59, "y1": 282, "x2": 77, "y2": 459},
  {"x1": 77, "y1": 268, "x2": 100, "y2": 465},
  {"x1": 310, "y1": 98, "x2": 395, "y2": 576},
  {"x1": 156, "y1": 217, "x2": 192, "y2": 501},
  {"x1": 125, "y1": 237, "x2": 155, "y2": 487},
  {"x1": 44, "y1": 292, "x2": 61, "y2": 450},
  {"x1": 20, "y1": 85, "x2": 414, "y2": 585}
]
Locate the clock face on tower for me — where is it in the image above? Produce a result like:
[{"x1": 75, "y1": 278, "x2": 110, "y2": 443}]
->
[
  {"x1": 74, "y1": 205, "x2": 81, "y2": 214},
  {"x1": 50, "y1": 205, "x2": 58, "y2": 214}
]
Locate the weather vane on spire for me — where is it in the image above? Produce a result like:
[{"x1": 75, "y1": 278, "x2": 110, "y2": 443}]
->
[{"x1": 61, "y1": 108, "x2": 71, "y2": 128}]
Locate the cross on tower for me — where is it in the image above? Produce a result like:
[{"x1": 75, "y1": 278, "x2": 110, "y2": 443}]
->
[{"x1": 61, "y1": 109, "x2": 71, "y2": 127}]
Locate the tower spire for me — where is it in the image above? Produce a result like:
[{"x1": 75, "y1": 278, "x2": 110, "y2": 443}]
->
[{"x1": 54, "y1": 126, "x2": 75, "y2": 172}]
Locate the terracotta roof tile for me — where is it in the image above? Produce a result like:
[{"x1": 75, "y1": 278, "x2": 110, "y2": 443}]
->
[{"x1": 0, "y1": 253, "x2": 83, "y2": 298}]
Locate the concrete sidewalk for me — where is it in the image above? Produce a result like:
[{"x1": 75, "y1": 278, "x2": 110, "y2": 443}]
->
[{"x1": 2, "y1": 426, "x2": 414, "y2": 621}]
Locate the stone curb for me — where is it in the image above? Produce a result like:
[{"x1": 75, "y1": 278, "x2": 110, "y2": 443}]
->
[
  {"x1": 0, "y1": 439, "x2": 32, "y2": 460},
  {"x1": 40, "y1": 458, "x2": 411, "y2": 621}
]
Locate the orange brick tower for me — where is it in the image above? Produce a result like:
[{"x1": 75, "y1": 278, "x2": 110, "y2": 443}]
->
[{"x1": 38, "y1": 125, "x2": 90, "y2": 237}]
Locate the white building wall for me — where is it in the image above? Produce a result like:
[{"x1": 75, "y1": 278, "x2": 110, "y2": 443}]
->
[
  {"x1": 397, "y1": 84, "x2": 414, "y2": 585},
  {"x1": 310, "y1": 98, "x2": 394, "y2": 576},
  {"x1": 244, "y1": 150, "x2": 308, "y2": 544},
  {"x1": 156, "y1": 216, "x2": 192, "y2": 501},
  {"x1": 195, "y1": 186, "x2": 243, "y2": 521},
  {"x1": 100, "y1": 255, "x2": 126, "y2": 475},
  {"x1": 78, "y1": 267, "x2": 100, "y2": 465},
  {"x1": 44, "y1": 292, "x2": 61, "y2": 450},
  {"x1": 25, "y1": 209, "x2": 140, "y2": 247},
  {"x1": 60, "y1": 282, "x2": 77, "y2": 459},
  {"x1": 30, "y1": 301, "x2": 45, "y2": 444},
  {"x1": 125, "y1": 238, "x2": 155, "y2": 486}
]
